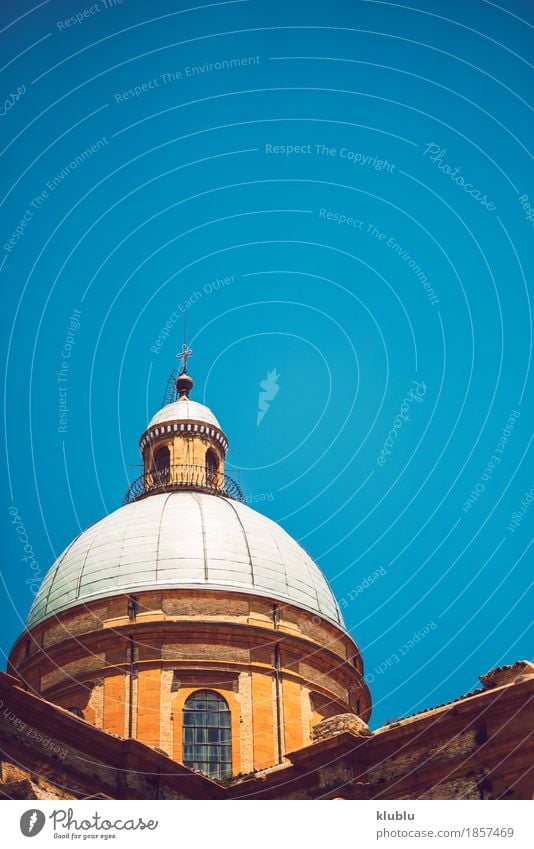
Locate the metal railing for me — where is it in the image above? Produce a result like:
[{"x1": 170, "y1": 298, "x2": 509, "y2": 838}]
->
[{"x1": 123, "y1": 464, "x2": 244, "y2": 504}]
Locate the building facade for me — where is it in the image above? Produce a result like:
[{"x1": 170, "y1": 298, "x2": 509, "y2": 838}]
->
[{"x1": 1, "y1": 363, "x2": 532, "y2": 799}]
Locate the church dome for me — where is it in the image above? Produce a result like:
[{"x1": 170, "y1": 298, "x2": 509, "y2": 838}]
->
[
  {"x1": 27, "y1": 491, "x2": 344, "y2": 630},
  {"x1": 148, "y1": 397, "x2": 221, "y2": 430},
  {"x1": 11, "y1": 351, "x2": 372, "y2": 776}
]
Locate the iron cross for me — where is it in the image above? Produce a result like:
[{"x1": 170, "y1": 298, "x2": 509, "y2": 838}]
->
[{"x1": 177, "y1": 343, "x2": 193, "y2": 373}]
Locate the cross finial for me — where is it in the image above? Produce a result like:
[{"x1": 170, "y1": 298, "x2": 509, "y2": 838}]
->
[{"x1": 176, "y1": 343, "x2": 193, "y2": 374}]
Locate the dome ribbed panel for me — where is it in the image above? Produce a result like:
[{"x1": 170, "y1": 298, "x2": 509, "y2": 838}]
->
[
  {"x1": 26, "y1": 492, "x2": 344, "y2": 630},
  {"x1": 148, "y1": 399, "x2": 220, "y2": 429}
]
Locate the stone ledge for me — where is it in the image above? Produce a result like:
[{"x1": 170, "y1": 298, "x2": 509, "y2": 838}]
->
[
  {"x1": 0, "y1": 778, "x2": 40, "y2": 799},
  {"x1": 480, "y1": 660, "x2": 534, "y2": 690},
  {"x1": 312, "y1": 713, "x2": 372, "y2": 743}
]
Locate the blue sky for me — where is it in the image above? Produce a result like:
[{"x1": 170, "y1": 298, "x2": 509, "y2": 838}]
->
[{"x1": 1, "y1": 0, "x2": 532, "y2": 728}]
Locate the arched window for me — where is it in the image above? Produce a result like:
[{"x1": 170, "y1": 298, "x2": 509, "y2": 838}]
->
[
  {"x1": 182, "y1": 690, "x2": 231, "y2": 779},
  {"x1": 152, "y1": 446, "x2": 170, "y2": 483},
  {"x1": 205, "y1": 449, "x2": 218, "y2": 486}
]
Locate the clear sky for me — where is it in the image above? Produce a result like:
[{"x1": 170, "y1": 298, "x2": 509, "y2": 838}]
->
[{"x1": 1, "y1": 0, "x2": 532, "y2": 729}]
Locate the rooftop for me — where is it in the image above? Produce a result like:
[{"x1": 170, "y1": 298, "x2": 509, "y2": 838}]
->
[
  {"x1": 27, "y1": 491, "x2": 344, "y2": 630},
  {"x1": 148, "y1": 397, "x2": 221, "y2": 430}
]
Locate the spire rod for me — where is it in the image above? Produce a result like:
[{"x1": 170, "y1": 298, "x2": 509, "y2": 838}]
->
[{"x1": 175, "y1": 317, "x2": 194, "y2": 398}]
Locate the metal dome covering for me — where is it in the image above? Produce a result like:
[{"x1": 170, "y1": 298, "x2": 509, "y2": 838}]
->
[
  {"x1": 148, "y1": 398, "x2": 221, "y2": 430},
  {"x1": 27, "y1": 492, "x2": 344, "y2": 630}
]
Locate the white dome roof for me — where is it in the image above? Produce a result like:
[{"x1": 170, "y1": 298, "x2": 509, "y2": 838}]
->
[
  {"x1": 148, "y1": 398, "x2": 220, "y2": 430},
  {"x1": 27, "y1": 492, "x2": 344, "y2": 630}
]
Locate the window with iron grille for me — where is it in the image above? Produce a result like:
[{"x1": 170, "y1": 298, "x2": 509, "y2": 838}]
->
[
  {"x1": 205, "y1": 448, "x2": 218, "y2": 485},
  {"x1": 152, "y1": 446, "x2": 170, "y2": 483},
  {"x1": 182, "y1": 690, "x2": 231, "y2": 779}
]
